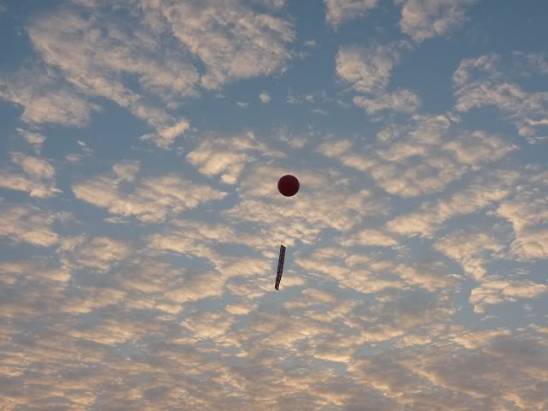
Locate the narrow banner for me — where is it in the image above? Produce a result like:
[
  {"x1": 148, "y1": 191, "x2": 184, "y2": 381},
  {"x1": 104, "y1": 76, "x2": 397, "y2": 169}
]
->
[{"x1": 275, "y1": 244, "x2": 286, "y2": 290}]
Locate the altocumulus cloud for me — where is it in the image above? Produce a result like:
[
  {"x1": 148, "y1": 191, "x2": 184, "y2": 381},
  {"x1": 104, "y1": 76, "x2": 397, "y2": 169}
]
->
[{"x1": 0, "y1": 1, "x2": 547, "y2": 410}]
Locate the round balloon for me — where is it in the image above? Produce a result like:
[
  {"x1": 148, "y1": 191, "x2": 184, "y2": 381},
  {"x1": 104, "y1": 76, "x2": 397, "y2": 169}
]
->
[{"x1": 278, "y1": 175, "x2": 300, "y2": 197}]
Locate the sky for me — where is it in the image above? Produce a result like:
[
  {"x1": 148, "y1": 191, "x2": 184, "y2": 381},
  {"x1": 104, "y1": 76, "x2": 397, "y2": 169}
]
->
[{"x1": 0, "y1": 0, "x2": 547, "y2": 409}]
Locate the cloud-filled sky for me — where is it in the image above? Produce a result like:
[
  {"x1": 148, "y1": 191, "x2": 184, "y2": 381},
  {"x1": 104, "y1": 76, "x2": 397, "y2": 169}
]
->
[{"x1": 0, "y1": 0, "x2": 547, "y2": 409}]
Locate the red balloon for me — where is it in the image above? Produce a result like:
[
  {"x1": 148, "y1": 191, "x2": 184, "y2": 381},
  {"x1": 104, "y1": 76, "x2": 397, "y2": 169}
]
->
[{"x1": 278, "y1": 175, "x2": 300, "y2": 197}]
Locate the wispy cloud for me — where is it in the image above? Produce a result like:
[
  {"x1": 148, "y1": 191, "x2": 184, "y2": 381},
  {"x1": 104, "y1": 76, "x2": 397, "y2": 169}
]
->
[
  {"x1": 72, "y1": 166, "x2": 227, "y2": 223},
  {"x1": 396, "y1": 0, "x2": 477, "y2": 43},
  {"x1": 0, "y1": 204, "x2": 59, "y2": 247},
  {"x1": 454, "y1": 53, "x2": 548, "y2": 143},
  {"x1": 319, "y1": 115, "x2": 515, "y2": 199},
  {"x1": 0, "y1": 2, "x2": 546, "y2": 409},
  {"x1": 0, "y1": 66, "x2": 98, "y2": 127},
  {"x1": 325, "y1": 0, "x2": 379, "y2": 28}
]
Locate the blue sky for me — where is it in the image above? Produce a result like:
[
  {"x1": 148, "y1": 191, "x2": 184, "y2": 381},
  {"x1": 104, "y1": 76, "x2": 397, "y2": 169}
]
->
[{"x1": 0, "y1": 0, "x2": 547, "y2": 409}]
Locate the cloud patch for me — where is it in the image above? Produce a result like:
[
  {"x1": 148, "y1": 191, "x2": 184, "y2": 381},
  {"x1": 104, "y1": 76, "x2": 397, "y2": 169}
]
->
[
  {"x1": 397, "y1": 0, "x2": 477, "y2": 43},
  {"x1": 0, "y1": 205, "x2": 59, "y2": 247},
  {"x1": 325, "y1": 0, "x2": 379, "y2": 28},
  {"x1": 73, "y1": 167, "x2": 226, "y2": 223}
]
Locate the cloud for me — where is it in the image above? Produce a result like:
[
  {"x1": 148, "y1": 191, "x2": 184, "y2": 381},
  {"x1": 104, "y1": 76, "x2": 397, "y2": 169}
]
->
[
  {"x1": 182, "y1": 310, "x2": 236, "y2": 341},
  {"x1": 259, "y1": 91, "x2": 271, "y2": 104},
  {"x1": 325, "y1": 0, "x2": 379, "y2": 27},
  {"x1": 146, "y1": 219, "x2": 273, "y2": 296},
  {"x1": 339, "y1": 228, "x2": 398, "y2": 247},
  {"x1": 336, "y1": 40, "x2": 421, "y2": 116},
  {"x1": 2, "y1": 0, "x2": 294, "y2": 139},
  {"x1": 336, "y1": 43, "x2": 403, "y2": 94},
  {"x1": 140, "y1": 118, "x2": 191, "y2": 148},
  {"x1": 147, "y1": 219, "x2": 236, "y2": 261},
  {"x1": 386, "y1": 170, "x2": 518, "y2": 237},
  {"x1": 26, "y1": 6, "x2": 198, "y2": 125},
  {"x1": 0, "y1": 66, "x2": 98, "y2": 127},
  {"x1": 396, "y1": 0, "x2": 477, "y2": 43},
  {"x1": 0, "y1": 152, "x2": 59, "y2": 198},
  {"x1": 72, "y1": 167, "x2": 227, "y2": 223},
  {"x1": 319, "y1": 115, "x2": 515, "y2": 199},
  {"x1": 10, "y1": 152, "x2": 54, "y2": 179},
  {"x1": 58, "y1": 235, "x2": 131, "y2": 272},
  {"x1": 387, "y1": 330, "x2": 548, "y2": 409},
  {"x1": 469, "y1": 279, "x2": 548, "y2": 313},
  {"x1": 228, "y1": 164, "x2": 389, "y2": 248},
  {"x1": 515, "y1": 51, "x2": 548, "y2": 75},
  {"x1": 496, "y1": 172, "x2": 548, "y2": 260},
  {"x1": 353, "y1": 89, "x2": 421, "y2": 114},
  {"x1": 112, "y1": 160, "x2": 140, "y2": 182},
  {"x1": 297, "y1": 244, "x2": 456, "y2": 293},
  {"x1": 454, "y1": 53, "x2": 548, "y2": 143},
  {"x1": 17, "y1": 129, "x2": 46, "y2": 151},
  {"x1": 0, "y1": 260, "x2": 70, "y2": 284},
  {"x1": 0, "y1": 172, "x2": 59, "y2": 199},
  {"x1": 0, "y1": 205, "x2": 59, "y2": 247},
  {"x1": 434, "y1": 229, "x2": 503, "y2": 280},
  {"x1": 187, "y1": 132, "x2": 282, "y2": 184},
  {"x1": 1, "y1": 3, "x2": 546, "y2": 410},
  {"x1": 509, "y1": 230, "x2": 548, "y2": 261},
  {"x1": 150, "y1": 0, "x2": 295, "y2": 89}
]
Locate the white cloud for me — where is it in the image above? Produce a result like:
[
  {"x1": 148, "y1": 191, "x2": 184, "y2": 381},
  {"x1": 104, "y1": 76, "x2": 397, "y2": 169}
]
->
[
  {"x1": 0, "y1": 205, "x2": 59, "y2": 247},
  {"x1": 0, "y1": 171, "x2": 58, "y2": 198},
  {"x1": 0, "y1": 152, "x2": 60, "y2": 198},
  {"x1": 340, "y1": 228, "x2": 398, "y2": 247},
  {"x1": 182, "y1": 311, "x2": 236, "y2": 341},
  {"x1": 115, "y1": 258, "x2": 226, "y2": 312},
  {"x1": 515, "y1": 51, "x2": 548, "y2": 75},
  {"x1": 434, "y1": 230, "x2": 503, "y2": 280},
  {"x1": 187, "y1": 132, "x2": 281, "y2": 184},
  {"x1": 17, "y1": 129, "x2": 46, "y2": 150},
  {"x1": 147, "y1": 220, "x2": 235, "y2": 262},
  {"x1": 73, "y1": 171, "x2": 226, "y2": 223},
  {"x1": 153, "y1": 0, "x2": 295, "y2": 89},
  {"x1": 298, "y1": 244, "x2": 455, "y2": 293},
  {"x1": 451, "y1": 328, "x2": 511, "y2": 350},
  {"x1": 58, "y1": 236, "x2": 131, "y2": 272},
  {"x1": 325, "y1": 0, "x2": 379, "y2": 27},
  {"x1": 259, "y1": 91, "x2": 271, "y2": 104},
  {"x1": 62, "y1": 286, "x2": 126, "y2": 314},
  {"x1": 112, "y1": 160, "x2": 140, "y2": 182},
  {"x1": 26, "y1": 7, "x2": 198, "y2": 126},
  {"x1": 0, "y1": 67, "x2": 98, "y2": 127},
  {"x1": 10, "y1": 152, "x2": 54, "y2": 179},
  {"x1": 378, "y1": 335, "x2": 545, "y2": 408},
  {"x1": 496, "y1": 175, "x2": 548, "y2": 260},
  {"x1": 319, "y1": 115, "x2": 515, "y2": 199},
  {"x1": 140, "y1": 119, "x2": 190, "y2": 148},
  {"x1": 353, "y1": 89, "x2": 421, "y2": 114},
  {"x1": 1, "y1": 4, "x2": 547, "y2": 410},
  {"x1": 317, "y1": 139, "x2": 354, "y2": 157},
  {"x1": 470, "y1": 279, "x2": 548, "y2": 313},
  {"x1": 509, "y1": 229, "x2": 548, "y2": 261},
  {"x1": 228, "y1": 164, "x2": 389, "y2": 249},
  {"x1": 4, "y1": 0, "x2": 294, "y2": 137},
  {"x1": 336, "y1": 43, "x2": 402, "y2": 94},
  {"x1": 387, "y1": 170, "x2": 518, "y2": 237},
  {"x1": 336, "y1": 42, "x2": 422, "y2": 115},
  {"x1": 397, "y1": 0, "x2": 476, "y2": 43},
  {"x1": 0, "y1": 260, "x2": 70, "y2": 284},
  {"x1": 454, "y1": 53, "x2": 548, "y2": 143}
]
